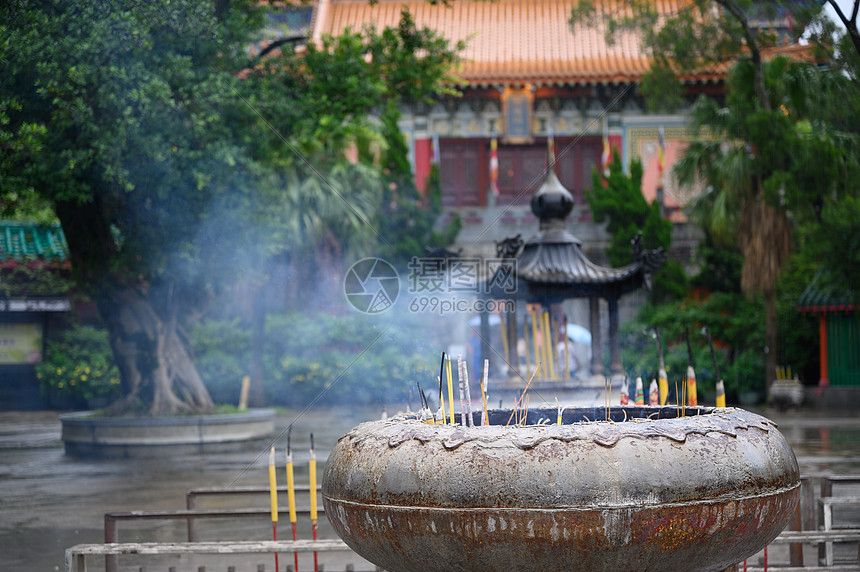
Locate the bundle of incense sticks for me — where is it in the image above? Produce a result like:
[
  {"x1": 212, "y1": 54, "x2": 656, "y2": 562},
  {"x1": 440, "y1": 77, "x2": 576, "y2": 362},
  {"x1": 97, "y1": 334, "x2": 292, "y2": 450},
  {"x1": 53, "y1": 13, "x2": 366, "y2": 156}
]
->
[
  {"x1": 480, "y1": 359, "x2": 489, "y2": 426},
  {"x1": 462, "y1": 359, "x2": 473, "y2": 427},
  {"x1": 456, "y1": 355, "x2": 467, "y2": 427},
  {"x1": 446, "y1": 355, "x2": 455, "y2": 424}
]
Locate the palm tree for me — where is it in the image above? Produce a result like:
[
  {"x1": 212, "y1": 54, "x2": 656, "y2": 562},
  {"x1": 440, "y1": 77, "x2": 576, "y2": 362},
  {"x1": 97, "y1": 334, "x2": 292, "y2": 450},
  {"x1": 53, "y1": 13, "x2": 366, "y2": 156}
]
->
[{"x1": 675, "y1": 58, "x2": 801, "y2": 387}]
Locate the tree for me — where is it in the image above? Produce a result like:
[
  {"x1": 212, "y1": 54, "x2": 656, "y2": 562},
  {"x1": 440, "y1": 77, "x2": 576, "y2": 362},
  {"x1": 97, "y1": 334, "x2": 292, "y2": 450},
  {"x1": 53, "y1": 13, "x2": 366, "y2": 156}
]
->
[
  {"x1": 572, "y1": 0, "x2": 860, "y2": 385},
  {"x1": 587, "y1": 150, "x2": 686, "y2": 303},
  {"x1": 233, "y1": 10, "x2": 463, "y2": 404},
  {"x1": 677, "y1": 55, "x2": 859, "y2": 384},
  {"x1": 1, "y1": 0, "x2": 271, "y2": 415},
  {"x1": 1, "y1": 1, "x2": 463, "y2": 415}
]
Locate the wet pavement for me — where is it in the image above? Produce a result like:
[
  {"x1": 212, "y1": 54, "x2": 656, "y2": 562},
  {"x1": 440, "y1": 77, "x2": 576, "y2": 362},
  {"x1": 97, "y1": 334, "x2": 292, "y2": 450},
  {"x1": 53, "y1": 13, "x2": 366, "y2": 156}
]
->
[{"x1": 1, "y1": 404, "x2": 859, "y2": 571}]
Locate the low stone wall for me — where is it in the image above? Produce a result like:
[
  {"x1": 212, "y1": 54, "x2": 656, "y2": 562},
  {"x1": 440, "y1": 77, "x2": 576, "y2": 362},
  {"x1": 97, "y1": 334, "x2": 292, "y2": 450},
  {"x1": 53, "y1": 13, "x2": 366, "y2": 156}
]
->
[{"x1": 60, "y1": 408, "x2": 274, "y2": 458}]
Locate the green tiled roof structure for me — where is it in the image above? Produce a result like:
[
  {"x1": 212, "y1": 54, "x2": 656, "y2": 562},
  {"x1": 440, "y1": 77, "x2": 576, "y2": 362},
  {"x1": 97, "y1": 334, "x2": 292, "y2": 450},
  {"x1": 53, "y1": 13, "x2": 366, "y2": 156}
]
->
[
  {"x1": 798, "y1": 270, "x2": 855, "y2": 313},
  {"x1": 0, "y1": 221, "x2": 69, "y2": 265}
]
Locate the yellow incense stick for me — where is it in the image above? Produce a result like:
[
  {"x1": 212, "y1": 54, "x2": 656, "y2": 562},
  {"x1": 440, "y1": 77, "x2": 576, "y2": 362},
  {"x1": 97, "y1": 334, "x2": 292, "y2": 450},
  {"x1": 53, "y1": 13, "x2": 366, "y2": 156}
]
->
[
  {"x1": 309, "y1": 444, "x2": 317, "y2": 523},
  {"x1": 544, "y1": 311, "x2": 556, "y2": 380},
  {"x1": 530, "y1": 307, "x2": 541, "y2": 380},
  {"x1": 286, "y1": 450, "x2": 297, "y2": 525},
  {"x1": 268, "y1": 447, "x2": 278, "y2": 523},
  {"x1": 540, "y1": 310, "x2": 550, "y2": 380},
  {"x1": 446, "y1": 355, "x2": 455, "y2": 425},
  {"x1": 523, "y1": 318, "x2": 532, "y2": 378},
  {"x1": 499, "y1": 313, "x2": 510, "y2": 365},
  {"x1": 658, "y1": 367, "x2": 669, "y2": 406}
]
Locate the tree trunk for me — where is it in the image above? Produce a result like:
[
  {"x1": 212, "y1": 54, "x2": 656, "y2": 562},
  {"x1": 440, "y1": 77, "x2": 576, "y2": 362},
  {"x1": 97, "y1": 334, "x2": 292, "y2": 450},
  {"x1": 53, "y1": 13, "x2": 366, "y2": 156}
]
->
[
  {"x1": 99, "y1": 286, "x2": 214, "y2": 416},
  {"x1": 55, "y1": 198, "x2": 214, "y2": 417},
  {"x1": 765, "y1": 290, "x2": 777, "y2": 387},
  {"x1": 249, "y1": 282, "x2": 266, "y2": 408}
]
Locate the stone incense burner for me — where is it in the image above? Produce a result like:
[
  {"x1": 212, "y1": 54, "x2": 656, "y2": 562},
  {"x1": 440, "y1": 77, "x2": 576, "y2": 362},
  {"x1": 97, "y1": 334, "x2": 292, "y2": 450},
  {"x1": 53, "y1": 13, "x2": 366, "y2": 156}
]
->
[{"x1": 322, "y1": 406, "x2": 799, "y2": 572}]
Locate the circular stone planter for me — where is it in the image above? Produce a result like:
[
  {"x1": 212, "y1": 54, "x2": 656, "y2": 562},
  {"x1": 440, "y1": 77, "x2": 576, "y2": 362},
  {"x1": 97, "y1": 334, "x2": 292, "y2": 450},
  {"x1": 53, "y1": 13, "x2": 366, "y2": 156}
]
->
[
  {"x1": 60, "y1": 408, "x2": 275, "y2": 458},
  {"x1": 322, "y1": 406, "x2": 799, "y2": 572}
]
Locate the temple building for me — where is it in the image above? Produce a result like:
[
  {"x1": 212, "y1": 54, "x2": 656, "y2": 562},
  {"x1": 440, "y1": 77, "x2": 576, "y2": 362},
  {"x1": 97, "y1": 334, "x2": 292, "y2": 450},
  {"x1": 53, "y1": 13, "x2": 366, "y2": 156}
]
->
[
  {"x1": 309, "y1": 0, "x2": 725, "y2": 265},
  {"x1": 304, "y1": 0, "x2": 809, "y2": 384}
]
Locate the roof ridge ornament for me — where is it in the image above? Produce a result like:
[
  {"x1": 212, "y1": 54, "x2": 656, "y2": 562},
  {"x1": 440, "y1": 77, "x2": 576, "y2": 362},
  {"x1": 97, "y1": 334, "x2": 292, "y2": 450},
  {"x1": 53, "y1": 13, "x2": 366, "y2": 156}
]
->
[{"x1": 631, "y1": 231, "x2": 667, "y2": 291}]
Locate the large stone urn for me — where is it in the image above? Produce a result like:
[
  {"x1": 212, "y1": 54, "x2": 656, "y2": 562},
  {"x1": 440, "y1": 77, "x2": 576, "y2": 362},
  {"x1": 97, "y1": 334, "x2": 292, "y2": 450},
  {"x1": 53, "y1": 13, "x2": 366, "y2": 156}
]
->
[{"x1": 322, "y1": 406, "x2": 799, "y2": 572}]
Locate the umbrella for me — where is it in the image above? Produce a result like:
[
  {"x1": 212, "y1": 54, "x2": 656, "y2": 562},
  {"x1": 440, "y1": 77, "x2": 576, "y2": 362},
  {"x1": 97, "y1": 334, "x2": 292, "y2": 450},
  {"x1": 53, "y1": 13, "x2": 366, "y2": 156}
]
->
[
  {"x1": 468, "y1": 315, "x2": 502, "y2": 327},
  {"x1": 563, "y1": 324, "x2": 592, "y2": 345}
]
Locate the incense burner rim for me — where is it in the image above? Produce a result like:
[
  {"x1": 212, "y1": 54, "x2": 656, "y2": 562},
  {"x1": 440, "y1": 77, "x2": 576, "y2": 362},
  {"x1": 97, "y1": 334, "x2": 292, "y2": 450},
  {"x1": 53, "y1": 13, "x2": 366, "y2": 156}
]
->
[{"x1": 342, "y1": 406, "x2": 777, "y2": 451}]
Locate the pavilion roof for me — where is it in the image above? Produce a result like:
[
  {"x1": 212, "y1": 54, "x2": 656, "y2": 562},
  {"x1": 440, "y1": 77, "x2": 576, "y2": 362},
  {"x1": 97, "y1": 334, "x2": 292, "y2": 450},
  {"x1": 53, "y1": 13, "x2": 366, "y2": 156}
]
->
[
  {"x1": 798, "y1": 270, "x2": 856, "y2": 314},
  {"x1": 0, "y1": 221, "x2": 69, "y2": 266},
  {"x1": 311, "y1": 0, "x2": 725, "y2": 87}
]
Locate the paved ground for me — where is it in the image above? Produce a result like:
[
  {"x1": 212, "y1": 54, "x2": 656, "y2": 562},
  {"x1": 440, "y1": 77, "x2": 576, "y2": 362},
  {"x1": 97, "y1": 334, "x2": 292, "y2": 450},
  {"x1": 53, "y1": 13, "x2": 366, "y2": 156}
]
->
[{"x1": 1, "y1": 405, "x2": 859, "y2": 571}]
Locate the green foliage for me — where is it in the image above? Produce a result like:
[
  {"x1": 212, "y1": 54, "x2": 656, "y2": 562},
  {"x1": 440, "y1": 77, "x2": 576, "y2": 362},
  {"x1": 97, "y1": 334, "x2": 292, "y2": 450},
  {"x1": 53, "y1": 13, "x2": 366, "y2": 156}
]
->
[
  {"x1": 190, "y1": 312, "x2": 434, "y2": 407},
  {"x1": 376, "y1": 104, "x2": 461, "y2": 267},
  {"x1": 0, "y1": 265, "x2": 73, "y2": 297},
  {"x1": 249, "y1": 8, "x2": 464, "y2": 268},
  {"x1": 1, "y1": 1, "x2": 464, "y2": 411},
  {"x1": 0, "y1": 99, "x2": 52, "y2": 221},
  {"x1": 690, "y1": 237, "x2": 743, "y2": 294},
  {"x1": 36, "y1": 324, "x2": 122, "y2": 404},
  {"x1": 586, "y1": 150, "x2": 685, "y2": 303}
]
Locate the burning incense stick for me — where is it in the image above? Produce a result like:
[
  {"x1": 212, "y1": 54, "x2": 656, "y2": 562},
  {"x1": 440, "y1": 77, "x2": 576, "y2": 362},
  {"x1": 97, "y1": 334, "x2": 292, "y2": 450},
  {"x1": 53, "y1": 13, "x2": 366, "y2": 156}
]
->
[
  {"x1": 506, "y1": 365, "x2": 539, "y2": 426},
  {"x1": 685, "y1": 324, "x2": 698, "y2": 407},
  {"x1": 286, "y1": 429, "x2": 298, "y2": 572},
  {"x1": 268, "y1": 447, "x2": 279, "y2": 572},
  {"x1": 543, "y1": 310, "x2": 556, "y2": 380},
  {"x1": 530, "y1": 307, "x2": 541, "y2": 380},
  {"x1": 446, "y1": 354, "x2": 455, "y2": 425},
  {"x1": 456, "y1": 355, "x2": 467, "y2": 427},
  {"x1": 655, "y1": 327, "x2": 668, "y2": 405},
  {"x1": 705, "y1": 327, "x2": 725, "y2": 408},
  {"x1": 481, "y1": 359, "x2": 489, "y2": 426},
  {"x1": 716, "y1": 379, "x2": 726, "y2": 408},
  {"x1": 563, "y1": 315, "x2": 570, "y2": 382},
  {"x1": 438, "y1": 352, "x2": 446, "y2": 423},
  {"x1": 635, "y1": 377, "x2": 644, "y2": 405},
  {"x1": 462, "y1": 360, "x2": 474, "y2": 427},
  {"x1": 309, "y1": 434, "x2": 318, "y2": 572},
  {"x1": 523, "y1": 318, "x2": 532, "y2": 378}
]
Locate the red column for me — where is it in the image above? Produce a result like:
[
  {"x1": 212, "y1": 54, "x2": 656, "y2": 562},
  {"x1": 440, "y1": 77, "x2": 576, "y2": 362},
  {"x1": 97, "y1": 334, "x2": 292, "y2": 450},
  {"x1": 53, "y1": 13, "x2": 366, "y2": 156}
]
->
[
  {"x1": 414, "y1": 138, "x2": 432, "y2": 195},
  {"x1": 819, "y1": 312, "x2": 829, "y2": 386}
]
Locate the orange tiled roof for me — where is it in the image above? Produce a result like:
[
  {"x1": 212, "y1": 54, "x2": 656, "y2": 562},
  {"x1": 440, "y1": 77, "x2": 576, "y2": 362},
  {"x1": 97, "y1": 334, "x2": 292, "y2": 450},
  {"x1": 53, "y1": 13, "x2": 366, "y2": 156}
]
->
[{"x1": 312, "y1": 0, "x2": 724, "y2": 86}]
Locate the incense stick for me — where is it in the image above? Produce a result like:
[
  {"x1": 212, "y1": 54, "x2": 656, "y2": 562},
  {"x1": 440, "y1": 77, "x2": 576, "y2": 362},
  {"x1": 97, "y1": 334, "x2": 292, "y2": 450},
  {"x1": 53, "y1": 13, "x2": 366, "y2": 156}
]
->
[
  {"x1": 481, "y1": 359, "x2": 489, "y2": 426},
  {"x1": 506, "y1": 365, "x2": 539, "y2": 426},
  {"x1": 438, "y1": 352, "x2": 446, "y2": 423},
  {"x1": 456, "y1": 355, "x2": 467, "y2": 427},
  {"x1": 286, "y1": 428, "x2": 298, "y2": 572},
  {"x1": 462, "y1": 359, "x2": 474, "y2": 427},
  {"x1": 268, "y1": 447, "x2": 279, "y2": 572},
  {"x1": 446, "y1": 355, "x2": 455, "y2": 425},
  {"x1": 309, "y1": 434, "x2": 318, "y2": 572},
  {"x1": 530, "y1": 307, "x2": 541, "y2": 380}
]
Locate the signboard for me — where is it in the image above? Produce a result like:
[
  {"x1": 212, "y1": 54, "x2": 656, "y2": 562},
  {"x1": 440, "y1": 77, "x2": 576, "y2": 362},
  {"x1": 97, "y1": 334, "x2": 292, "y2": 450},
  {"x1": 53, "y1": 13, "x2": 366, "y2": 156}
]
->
[
  {"x1": 0, "y1": 298, "x2": 71, "y2": 312},
  {"x1": 0, "y1": 323, "x2": 43, "y2": 364},
  {"x1": 502, "y1": 89, "x2": 534, "y2": 144}
]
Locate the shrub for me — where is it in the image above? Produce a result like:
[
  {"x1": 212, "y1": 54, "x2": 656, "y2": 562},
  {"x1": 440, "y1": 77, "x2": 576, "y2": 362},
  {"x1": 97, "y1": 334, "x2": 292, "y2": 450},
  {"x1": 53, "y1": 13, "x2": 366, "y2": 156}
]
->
[{"x1": 36, "y1": 324, "x2": 122, "y2": 406}]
